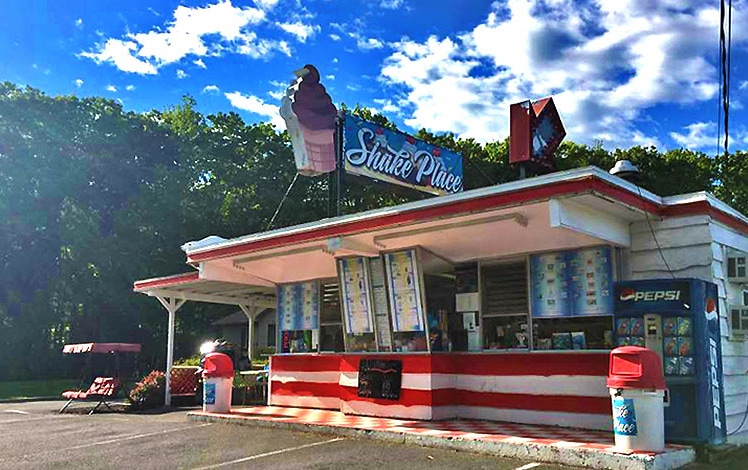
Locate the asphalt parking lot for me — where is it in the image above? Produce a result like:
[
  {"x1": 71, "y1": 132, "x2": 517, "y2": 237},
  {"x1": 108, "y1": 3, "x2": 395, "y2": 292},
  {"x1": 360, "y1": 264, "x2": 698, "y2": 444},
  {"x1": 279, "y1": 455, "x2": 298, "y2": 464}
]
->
[{"x1": 0, "y1": 400, "x2": 571, "y2": 470}]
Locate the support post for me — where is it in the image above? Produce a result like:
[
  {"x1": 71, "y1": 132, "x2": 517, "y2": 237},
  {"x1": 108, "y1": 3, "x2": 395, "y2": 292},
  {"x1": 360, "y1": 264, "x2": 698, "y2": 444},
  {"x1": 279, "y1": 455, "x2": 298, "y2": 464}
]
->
[
  {"x1": 157, "y1": 296, "x2": 186, "y2": 406},
  {"x1": 335, "y1": 114, "x2": 344, "y2": 217},
  {"x1": 239, "y1": 303, "x2": 259, "y2": 366}
]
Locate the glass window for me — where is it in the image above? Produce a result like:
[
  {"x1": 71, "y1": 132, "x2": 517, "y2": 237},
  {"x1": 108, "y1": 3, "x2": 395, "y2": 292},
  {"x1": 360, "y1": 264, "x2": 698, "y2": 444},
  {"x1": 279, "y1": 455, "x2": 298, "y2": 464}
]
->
[
  {"x1": 481, "y1": 261, "x2": 530, "y2": 350},
  {"x1": 320, "y1": 282, "x2": 344, "y2": 352},
  {"x1": 534, "y1": 316, "x2": 614, "y2": 350},
  {"x1": 483, "y1": 315, "x2": 529, "y2": 350},
  {"x1": 267, "y1": 324, "x2": 276, "y2": 347}
]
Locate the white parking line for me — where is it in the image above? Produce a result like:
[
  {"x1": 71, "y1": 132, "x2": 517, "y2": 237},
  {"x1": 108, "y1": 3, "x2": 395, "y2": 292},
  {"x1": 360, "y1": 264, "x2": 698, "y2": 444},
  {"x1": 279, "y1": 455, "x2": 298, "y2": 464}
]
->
[
  {"x1": 0, "y1": 423, "x2": 213, "y2": 462},
  {"x1": 191, "y1": 437, "x2": 345, "y2": 470},
  {"x1": 514, "y1": 463, "x2": 543, "y2": 470},
  {"x1": 3, "y1": 410, "x2": 30, "y2": 414},
  {"x1": 61, "y1": 423, "x2": 214, "y2": 453},
  {"x1": 0, "y1": 415, "x2": 61, "y2": 425}
]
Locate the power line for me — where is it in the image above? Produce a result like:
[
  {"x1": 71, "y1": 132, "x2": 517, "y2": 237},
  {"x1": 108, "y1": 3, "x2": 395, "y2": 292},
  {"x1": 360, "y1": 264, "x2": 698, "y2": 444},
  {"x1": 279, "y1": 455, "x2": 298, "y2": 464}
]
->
[{"x1": 265, "y1": 173, "x2": 299, "y2": 231}]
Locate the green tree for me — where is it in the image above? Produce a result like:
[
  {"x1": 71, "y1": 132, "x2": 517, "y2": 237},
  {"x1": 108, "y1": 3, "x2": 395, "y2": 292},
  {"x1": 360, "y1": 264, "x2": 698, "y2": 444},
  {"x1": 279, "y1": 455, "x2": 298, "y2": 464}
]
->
[{"x1": 0, "y1": 83, "x2": 180, "y2": 378}]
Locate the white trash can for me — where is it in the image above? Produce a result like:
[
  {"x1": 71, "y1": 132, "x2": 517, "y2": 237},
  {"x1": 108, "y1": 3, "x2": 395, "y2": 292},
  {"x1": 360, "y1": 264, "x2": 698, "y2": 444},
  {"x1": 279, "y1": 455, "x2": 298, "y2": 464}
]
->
[
  {"x1": 203, "y1": 376, "x2": 232, "y2": 413},
  {"x1": 610, "y1": 388, "x2": 665, "y2": 452},
  {"x1": 201, "y1": 352, "x2": 235, "y2": 414},
  {"x1": 607, "y1": 346, "x2": 667, "y2": 453}
]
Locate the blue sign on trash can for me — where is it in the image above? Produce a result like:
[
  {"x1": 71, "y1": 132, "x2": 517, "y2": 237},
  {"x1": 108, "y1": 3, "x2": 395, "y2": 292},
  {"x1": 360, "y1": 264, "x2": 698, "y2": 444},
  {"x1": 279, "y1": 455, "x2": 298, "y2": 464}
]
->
[
  {"x1": 613, "y1": 397, "x2": 638, "y2": 436},
  {"x1": 204, "y1": 382, "x2": 216, "y2": 405}
]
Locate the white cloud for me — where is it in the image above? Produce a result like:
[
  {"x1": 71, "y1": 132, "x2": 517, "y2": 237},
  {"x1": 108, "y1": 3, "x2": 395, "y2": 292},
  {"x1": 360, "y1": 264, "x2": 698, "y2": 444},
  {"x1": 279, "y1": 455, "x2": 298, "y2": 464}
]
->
[
  {"x1": 740, "y1": 80, "x2": 748, "y2": 91},
  {"x1": 329, "y1": 33, "x2": 341, "y2": 41},
  {"x1": 380, "y1": 0, "x2": 404, "y2": 9},
  {"x1": 194, "y1": 58, "x2": 207, "y2": 68},
  {"x1": 668, "y1": 121, "x2": 748, "y2": 151},
  {"x1": 268, "y1": 80, "x2": 287, "y2": 100},
  {"x1": 176, "y1": 69, "x2": 188, "y2": 79},
  {"x1": 373, "y1": 98, "x2": 400, "y2": 114},
  {"x1": 203, "y1": 84, "x2": 220, "y2": 93},
  {"x1": 80, "y1": 39, "x2": 158, "y2": 75},
  {"x1": 125, "y1": 85, "x2": 135, "y2": 91},
  {"x1": 357, "y1": 37, "x2": 384, "y2": 50},
  {"x1": 253, "y1": 0, "x2": 279, "y2": 10},
  {"x1": 277, "y1": 21, "x2": 320, "y2": 42},
  {"x1": 332, "y1": 57, "x2": 338, "y2": 63},
  {"x1": 106, "y1": 85, "x2": 117, "y2": 92},
  {"x1": 331, "y1": 21, "x2": 386, "y2": 52},
  {"x1": 236, "y1": 37, "x2": 291, "y2": 58},
  {"x1": 669, "y1": 122, "x2": 717, "y2": 149},
  {"x1": 75, "y1": 18, "x2": 83, "y2": 29},
  {"x1": 325, "y1": 74, "x2": 335, "y2": 81},
  {"x1": 377, "y1": 0, "x2": 748, "y2": 147},
  {"x1": 74, "y1": 79, "x2": 84, "y2": 88},
  {"x1": 225, "y1": 91, "x2": 285, "y2": 128},
  {"x1": 81, "y1": 1, "x2": 289, "y2": 74}
]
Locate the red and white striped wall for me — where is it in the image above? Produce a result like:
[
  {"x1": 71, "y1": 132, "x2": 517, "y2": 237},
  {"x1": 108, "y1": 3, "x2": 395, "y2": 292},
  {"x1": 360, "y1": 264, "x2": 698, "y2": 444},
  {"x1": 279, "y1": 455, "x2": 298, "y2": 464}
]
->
[
  {"x1": 270, "y1": 352, "x2": 612, "y2": 430},
  {"x1": 269, "y1": 355, "x2": 341, "y2": 410}
]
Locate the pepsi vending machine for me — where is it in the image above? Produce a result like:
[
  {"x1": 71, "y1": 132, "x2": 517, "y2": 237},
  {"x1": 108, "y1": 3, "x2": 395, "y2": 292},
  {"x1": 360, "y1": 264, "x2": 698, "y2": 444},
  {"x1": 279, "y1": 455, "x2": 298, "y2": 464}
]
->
[{"x1": 614, "y1": 279, "x2": 726, "y2": 444}]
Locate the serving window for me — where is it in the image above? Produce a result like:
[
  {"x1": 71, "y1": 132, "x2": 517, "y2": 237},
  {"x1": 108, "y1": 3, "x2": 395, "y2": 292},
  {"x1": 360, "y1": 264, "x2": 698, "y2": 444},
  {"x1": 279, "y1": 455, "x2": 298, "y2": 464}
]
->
[
  {"x1": 319, "y1": 281, "x2": 344, "y2": 352},
  {"x1": 275, "y1": 245, "x2": 618, "y2": 355},
  {"x1": 481, "y1": 261, "x2": 530, "y2": 350},
  {"x1": 529, "y1": 246, "x2": 615, "y2": 351}
]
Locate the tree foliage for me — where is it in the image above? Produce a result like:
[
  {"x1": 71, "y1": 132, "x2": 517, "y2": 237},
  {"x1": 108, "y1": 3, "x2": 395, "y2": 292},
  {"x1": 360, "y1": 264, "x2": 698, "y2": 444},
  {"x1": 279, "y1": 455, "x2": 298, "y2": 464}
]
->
[{"x1": 0, "y1": 83, "x2": 745, "y2": 380}]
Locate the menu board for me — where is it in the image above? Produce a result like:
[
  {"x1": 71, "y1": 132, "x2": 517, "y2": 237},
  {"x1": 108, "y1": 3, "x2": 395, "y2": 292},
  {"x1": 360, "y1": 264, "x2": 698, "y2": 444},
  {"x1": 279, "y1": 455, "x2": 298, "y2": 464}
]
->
[
  {"x1": 338, "y1": 258, "x2": 374, "y2": 334},
  {"x1": 530, "y1": 247, "x2": 614, "y2": 317},
  {"x1": 568, "y1": 247, "x2": 613, "y2": 316},
  {"x1": 277, "y1": 281, "x2": 319, "y2": 331},
  {"x1": 530, "y1": 252, "x2": 569, "y2": 317},
  {"x1": 358, "y1": 359, "x2": 402, "y2": 400},
  {"x1": 384, "y1": 250, "x2": 425, "y2": 332},
  {"x1": 369, "y1": 257, "x2": 393, "y2": 350}
]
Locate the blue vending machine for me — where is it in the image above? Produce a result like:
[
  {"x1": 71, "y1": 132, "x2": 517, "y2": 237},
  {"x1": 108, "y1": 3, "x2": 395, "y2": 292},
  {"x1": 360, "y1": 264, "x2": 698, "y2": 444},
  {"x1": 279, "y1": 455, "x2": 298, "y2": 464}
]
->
[{"x1": 614, "y1": 278, "x2": 726, "y2": 444}]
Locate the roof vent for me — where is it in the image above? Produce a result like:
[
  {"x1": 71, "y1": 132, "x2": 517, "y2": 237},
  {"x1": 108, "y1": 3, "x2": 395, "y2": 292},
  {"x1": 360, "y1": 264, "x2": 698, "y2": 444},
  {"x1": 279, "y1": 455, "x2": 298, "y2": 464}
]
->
[
  {"x1": 609, "y1": 160, "x2": 640, "y2": 183},
  {"x1": 181, "y1": 235, "x2": 227, "y2": 253}
]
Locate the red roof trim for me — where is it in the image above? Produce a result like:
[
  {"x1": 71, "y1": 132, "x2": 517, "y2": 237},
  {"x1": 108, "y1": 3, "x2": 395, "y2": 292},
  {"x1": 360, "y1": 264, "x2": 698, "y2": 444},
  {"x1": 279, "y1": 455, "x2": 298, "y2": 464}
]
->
[
  {"x1": 662, "y1": 200, "x2": 747, "y2": 234},
  {"x1": 186, "y1": 175, "x2": 747, "y2": 264},
  {"x1": 188, "y1": 178, "x2": 626, "y2": 263},
  {"x1": 133, "y1": 271, "x2": 199, "y2": 291}
]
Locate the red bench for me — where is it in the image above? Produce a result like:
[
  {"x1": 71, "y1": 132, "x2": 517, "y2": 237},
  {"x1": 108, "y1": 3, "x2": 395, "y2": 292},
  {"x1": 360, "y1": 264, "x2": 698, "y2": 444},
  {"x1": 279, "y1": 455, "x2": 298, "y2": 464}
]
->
[{"x1": 60, "y1": 377, "x2": 120, "y2": 414}]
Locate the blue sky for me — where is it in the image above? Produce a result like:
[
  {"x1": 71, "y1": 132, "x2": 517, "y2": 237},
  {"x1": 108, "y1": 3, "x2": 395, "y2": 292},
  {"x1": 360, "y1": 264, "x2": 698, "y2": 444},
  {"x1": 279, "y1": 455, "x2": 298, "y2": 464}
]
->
[{"x1": 2, "y1": 0, "x2": 748, "y2": 151}]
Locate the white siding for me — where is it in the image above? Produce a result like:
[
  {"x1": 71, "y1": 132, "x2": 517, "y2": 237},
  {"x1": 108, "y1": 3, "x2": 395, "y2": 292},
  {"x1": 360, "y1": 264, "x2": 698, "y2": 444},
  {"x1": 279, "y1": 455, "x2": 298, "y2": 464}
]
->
[
  {"x1": 629, "y1": 216, "x2": 713, "y2": 281},
  {"x1": 629, "y1": 216, "x2": 748, "y2": 444},
  {"x1": 711, "y1": 237, "x2": 748, "y2": 445}
]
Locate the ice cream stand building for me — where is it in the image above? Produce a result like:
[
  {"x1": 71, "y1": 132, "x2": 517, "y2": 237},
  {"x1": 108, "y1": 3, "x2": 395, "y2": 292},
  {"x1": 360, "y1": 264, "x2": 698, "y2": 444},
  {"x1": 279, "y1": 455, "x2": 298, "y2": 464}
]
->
[{"x1": 133, "y1": 88, "x2": 748, "y2": 446}]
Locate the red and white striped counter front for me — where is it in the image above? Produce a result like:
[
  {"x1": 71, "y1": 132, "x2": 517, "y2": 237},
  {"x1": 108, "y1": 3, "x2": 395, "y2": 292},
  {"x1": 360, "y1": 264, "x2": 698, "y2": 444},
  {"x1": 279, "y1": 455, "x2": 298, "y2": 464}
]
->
[{"x1": 269, "y1": 352, "x2": 612, "y2": 430}]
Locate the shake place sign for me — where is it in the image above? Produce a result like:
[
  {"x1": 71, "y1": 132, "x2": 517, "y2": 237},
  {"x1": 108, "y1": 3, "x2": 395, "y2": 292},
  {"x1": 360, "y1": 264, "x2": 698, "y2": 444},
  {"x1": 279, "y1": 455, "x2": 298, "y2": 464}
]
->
[{"x1": 341, "y1": 113, "x2": 463, "y2": 195}]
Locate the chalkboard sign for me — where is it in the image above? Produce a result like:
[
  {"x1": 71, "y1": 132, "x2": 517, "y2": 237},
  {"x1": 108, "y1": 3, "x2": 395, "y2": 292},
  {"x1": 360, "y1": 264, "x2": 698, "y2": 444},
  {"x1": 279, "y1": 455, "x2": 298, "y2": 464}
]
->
[{"x1": 357, "y1": 359, "x2": 402, "y2": 400}]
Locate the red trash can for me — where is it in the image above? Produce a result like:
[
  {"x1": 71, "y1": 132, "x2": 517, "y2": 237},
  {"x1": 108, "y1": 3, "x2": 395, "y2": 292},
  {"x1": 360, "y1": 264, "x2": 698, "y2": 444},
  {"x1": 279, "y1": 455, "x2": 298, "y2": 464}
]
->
[
  {"x1": 607, "y1": 346, "x2": 667, "y2": 452},
  {"x1": 202, "y1": 352, "x2": 234, "y2": 413}
]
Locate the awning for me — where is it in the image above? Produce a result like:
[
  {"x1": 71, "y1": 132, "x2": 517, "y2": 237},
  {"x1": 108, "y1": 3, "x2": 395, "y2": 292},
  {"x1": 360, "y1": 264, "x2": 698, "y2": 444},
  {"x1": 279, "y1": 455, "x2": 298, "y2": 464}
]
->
[
  {"x1": 62, "y1": 343, "x2": 142, "y2": 354},
  {"x1": 133, "y1": 271, "x2": 276, "y2": 407},
  {"x1": 133, "y1": 271, "x2": 275, "y2": 309}
]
